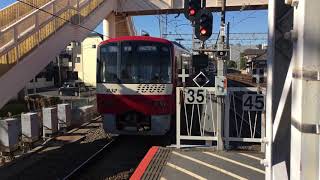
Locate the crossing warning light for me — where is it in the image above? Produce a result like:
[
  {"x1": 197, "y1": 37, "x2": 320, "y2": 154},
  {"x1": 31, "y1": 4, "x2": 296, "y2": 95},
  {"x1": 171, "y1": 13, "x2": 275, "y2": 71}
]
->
[
  {"x1": 184, "y1": 0, "x2": 202, "y2": 22},
  {"x1": 200, "y1": 28, "x2": 207, "y2": 35},
  {"x1": 189, "y1": 9, "x2": 196, "y2": 16},
  {"x1": 195, "y1": 9, "x2": 213, "y2": 42}
]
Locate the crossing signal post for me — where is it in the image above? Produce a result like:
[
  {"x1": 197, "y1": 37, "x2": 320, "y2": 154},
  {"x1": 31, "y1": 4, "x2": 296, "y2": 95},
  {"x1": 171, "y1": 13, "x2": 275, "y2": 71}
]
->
[
  {"x1": 195, "y1": 9, "x2": 213, "y2": 42},
  {"x1": 216, "y1": 50, "x2": 228, "y2": 58}
]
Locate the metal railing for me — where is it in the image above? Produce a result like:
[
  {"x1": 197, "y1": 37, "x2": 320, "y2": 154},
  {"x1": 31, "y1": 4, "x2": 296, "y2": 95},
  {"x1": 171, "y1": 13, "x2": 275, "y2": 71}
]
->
[
  {"x1": 0, "y1": 0, "x2": 104, "y2": 77},
  {"x1": 176, "y1": 86, "x2": 266, "y2": 151},
  {"x1": 176, "y1": 87, "x2": 218, "y2": 148},
  {"x1": 224, "y1": 87, "x2": 266, "y2": 152},
  {"x1": 0, "y1": 0, "x2": 52, "y2": 30}
]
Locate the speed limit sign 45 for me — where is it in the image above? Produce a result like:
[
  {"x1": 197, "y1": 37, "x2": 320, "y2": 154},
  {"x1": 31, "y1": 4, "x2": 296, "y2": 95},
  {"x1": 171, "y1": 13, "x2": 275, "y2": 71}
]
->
[
  {"x1": 184, "y1": 88, "x2": 207, "y2": 104},
  {"x1": 242, "y1": 94, "x2": 265, "y2": 111}
]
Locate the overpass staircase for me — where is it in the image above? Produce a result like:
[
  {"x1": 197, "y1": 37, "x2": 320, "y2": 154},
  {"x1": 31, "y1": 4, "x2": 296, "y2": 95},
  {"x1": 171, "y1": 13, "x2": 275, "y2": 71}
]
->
[{"x1": 0, "y1": 0, "x2": 135, "y2": 109}]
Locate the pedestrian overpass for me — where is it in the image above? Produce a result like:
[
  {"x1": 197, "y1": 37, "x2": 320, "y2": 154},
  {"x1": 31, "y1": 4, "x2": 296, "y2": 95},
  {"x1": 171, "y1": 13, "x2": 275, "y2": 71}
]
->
[{"x1": 0, "y1": 0, "x2": 134, "y2": 109}]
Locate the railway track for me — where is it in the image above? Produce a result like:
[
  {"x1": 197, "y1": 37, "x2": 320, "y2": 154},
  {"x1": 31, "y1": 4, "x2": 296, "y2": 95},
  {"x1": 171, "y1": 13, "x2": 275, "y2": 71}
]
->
[
  {"x1": 62, "y1": 138, "x2": 117, "y2": 180},
  {"x1": 63, "y1": 135, "x2": 173, "y2": 180},
  {"x1": 227, "y1": 73, "x2": 266, "y2": 87}
]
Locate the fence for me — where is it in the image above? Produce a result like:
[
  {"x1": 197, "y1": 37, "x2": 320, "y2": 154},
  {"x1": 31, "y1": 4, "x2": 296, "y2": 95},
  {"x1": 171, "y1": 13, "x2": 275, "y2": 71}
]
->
[
  {"x1": 175, "y1": 86, "x2": 266, "y2": 151},
  {"x1": 176, "y1": 87, "x2": 219, "y2": 148},
  {"x1": 225, "y1": 87, "x2": 266, "y2": 152},
  {"x1": 0, "y1": 0, "x2": 52, "y2": 30}
]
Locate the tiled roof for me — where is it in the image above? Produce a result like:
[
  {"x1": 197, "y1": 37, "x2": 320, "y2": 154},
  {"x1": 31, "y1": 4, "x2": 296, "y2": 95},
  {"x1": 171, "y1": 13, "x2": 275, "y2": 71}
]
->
[{"x1": 243, "y1": 49, "x2": 266, "y2": 56}]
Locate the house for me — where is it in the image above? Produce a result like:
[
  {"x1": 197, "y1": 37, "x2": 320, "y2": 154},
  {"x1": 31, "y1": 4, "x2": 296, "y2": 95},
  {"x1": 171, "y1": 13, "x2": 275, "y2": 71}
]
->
[
  {"x1": 243, "y1": 48, "x2": 267, "y2": 74},
  {"x1": 229, "y1": 44, "x2": 258, "y2": 69},
  {"x1": 25, "y1": 33, "x2": 102, "y2": 95},
  {"x1": 74, "y1": 33, "x2": 103, "y2": 87}
]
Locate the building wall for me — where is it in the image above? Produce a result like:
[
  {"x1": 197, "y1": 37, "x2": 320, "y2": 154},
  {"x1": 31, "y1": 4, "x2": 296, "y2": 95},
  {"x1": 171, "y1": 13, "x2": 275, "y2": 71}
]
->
[
  {"x1": 229, "y1": 44, "x2": 259, "y2": 71},
  {"x1": 74, "y1": 36, "x2": 102, "y2": 87}
]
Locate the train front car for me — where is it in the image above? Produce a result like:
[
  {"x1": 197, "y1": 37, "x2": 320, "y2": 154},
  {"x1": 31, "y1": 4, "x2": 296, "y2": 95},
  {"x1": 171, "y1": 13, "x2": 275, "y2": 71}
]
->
[{"x1": 96, "y1": 36, "x2": 175, "y2": 135}]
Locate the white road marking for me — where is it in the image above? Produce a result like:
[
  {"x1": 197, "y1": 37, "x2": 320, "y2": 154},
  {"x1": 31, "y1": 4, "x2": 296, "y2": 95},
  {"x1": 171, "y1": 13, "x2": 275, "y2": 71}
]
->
[
  {"x1": 203, "y1": 152, "x2": 265, "y2": 174},
  {"x1": 166, "y1": 162, "x2": 207, "y2": 180},
  {"x1": 172, "y1": 151, "x2": 248, "y2": 180},
  {"x1": 238, "y1": 153, "x2": 263, "y2": 161}
]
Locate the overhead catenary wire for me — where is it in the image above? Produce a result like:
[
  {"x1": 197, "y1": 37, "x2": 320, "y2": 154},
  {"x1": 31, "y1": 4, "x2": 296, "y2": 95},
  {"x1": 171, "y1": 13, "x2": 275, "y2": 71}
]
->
[
  {"x1": 230, "y1": 0, "x2": 268, "y2": 31},
  {"x1": 121, "y1": 0, "x2": 169, "y2": 36},
  {"x1": 118, "y1": 0, "x2": 188, "y2": 38}
]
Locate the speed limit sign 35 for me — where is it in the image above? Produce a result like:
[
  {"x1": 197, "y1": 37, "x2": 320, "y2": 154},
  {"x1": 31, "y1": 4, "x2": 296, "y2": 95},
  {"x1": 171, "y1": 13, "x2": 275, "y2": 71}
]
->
[{"x1": 184, "y1": 88, "x2": 207, "y2": 104}]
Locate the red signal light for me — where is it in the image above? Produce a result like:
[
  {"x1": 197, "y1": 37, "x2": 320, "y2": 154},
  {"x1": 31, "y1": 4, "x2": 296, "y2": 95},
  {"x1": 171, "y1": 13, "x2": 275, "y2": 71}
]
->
[
  {"x1": 200, "y1": 28, "x2": 207, "y2": 35},
  {"x1": 189, "y1": 8, "x2": 196, "y2": 16}
]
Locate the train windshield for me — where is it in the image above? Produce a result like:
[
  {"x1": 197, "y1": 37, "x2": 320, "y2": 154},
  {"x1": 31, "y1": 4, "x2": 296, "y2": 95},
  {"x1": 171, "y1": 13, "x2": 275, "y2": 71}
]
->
[{"x1": 98, "y1": 41, "x2": 172, "y2": 84}]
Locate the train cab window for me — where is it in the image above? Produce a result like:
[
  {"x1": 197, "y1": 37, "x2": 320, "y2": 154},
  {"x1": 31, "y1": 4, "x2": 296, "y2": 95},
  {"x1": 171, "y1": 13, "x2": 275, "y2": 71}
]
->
[
  {"x1": 98, "y1": 43, "x2": 119, "y2": 83},
  {"x1": 161, "y1": 46, "x2": 169, "y2": 52},
  {"x1": 123, "y1": 46, "x2": 132, "y2": 52},
  {"x1": 98, "y1": 41, "x2": 172, "y2": 84},
  {"x1": 120, "y1": 42, "x2": 172, "y2": 84}
]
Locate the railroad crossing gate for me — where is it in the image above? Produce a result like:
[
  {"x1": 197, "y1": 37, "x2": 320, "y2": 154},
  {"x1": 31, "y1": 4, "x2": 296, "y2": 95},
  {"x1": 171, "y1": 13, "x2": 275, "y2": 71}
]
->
[
  {"x1": 176, "y1": 71, "x2": 266, "y2": 150},
  {"x1": 176, "y1": 86, "x2": 218, "y2": 148},
  {"x1": 224, "y1": 87, "x2": 266, "y2": 152}
]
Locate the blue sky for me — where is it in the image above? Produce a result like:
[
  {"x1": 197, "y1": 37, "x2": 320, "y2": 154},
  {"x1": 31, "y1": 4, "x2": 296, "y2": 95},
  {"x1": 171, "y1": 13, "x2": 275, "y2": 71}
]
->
[
  {"x1": 132, "y1": 10, "x2": 268, "y2": 35},
  {"x1": 1, "y1": 0, "x2": 267, "y2": 45},
  {"x1": 0, "y1": 0, "x2": 15, "y2": 8}
]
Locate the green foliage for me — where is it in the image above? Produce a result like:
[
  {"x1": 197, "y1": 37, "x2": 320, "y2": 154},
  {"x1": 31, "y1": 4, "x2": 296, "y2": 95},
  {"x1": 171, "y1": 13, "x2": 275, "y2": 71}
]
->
[
  {"x1": 0, "y1": 101, "x2": 27, "y2": 118},
  {"x1": 240, "y1": 53, "x2": 247, "y2": 70},
  {"x1": 227, "y1": 60, "x2": 237, "y2": 69}
]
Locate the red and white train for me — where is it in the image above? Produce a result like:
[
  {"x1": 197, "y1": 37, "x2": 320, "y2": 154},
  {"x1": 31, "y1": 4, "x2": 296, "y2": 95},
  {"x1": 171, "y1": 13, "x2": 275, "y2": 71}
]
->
[{"x1": 96, "y1": 36, "x2": 191, "y2": 135}]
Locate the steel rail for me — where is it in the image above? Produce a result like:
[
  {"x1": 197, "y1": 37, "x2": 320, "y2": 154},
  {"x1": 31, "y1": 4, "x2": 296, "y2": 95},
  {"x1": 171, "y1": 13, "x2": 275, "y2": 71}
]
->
[{"x1": 62, "y1": 137, "x2": 116, "y2": 180}]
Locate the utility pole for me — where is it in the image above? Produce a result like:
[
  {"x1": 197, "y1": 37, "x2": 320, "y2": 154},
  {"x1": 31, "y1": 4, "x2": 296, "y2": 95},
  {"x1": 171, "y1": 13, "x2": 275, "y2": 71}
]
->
[
  {"x1": 290, "y1": 0, "x2": 320, "y2": 179},
  {"x1": 216, "y1": 0, "x2": 227, "y2": 151},
  {"x1": 165, "y1": 14, "x2": 168, "y2": 39},
  {"x1": 192, "y1": 26, "x2": 195, "y2": 51},
  {"x1": 33, "y1": 77, "x2": 36, "y2": 94},
  {"x1": 57, "y1": 56, "x2": 62, "y2": 87},
  {"x1": 158, "y1": 15, "x2": 162, "y2": 38}
]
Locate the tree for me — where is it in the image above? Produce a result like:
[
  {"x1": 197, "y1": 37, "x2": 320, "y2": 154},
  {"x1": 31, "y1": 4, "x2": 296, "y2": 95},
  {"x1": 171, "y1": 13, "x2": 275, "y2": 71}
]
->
[
  {"x1": 227, "y1": 60, "x2": 237, "y2": 69},
  {"x1": 240, "y1": 53, "x2": 247, "y2": 70}
]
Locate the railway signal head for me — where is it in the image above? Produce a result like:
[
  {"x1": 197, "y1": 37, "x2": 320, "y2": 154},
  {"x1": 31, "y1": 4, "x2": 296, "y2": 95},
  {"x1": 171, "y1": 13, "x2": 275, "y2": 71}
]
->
[
  {"x1": 184, "y1": 0, "x2": 202, "y2": 22},
  {"x1": 195, "y1": 9, "x2": 213, "y2": 42}
]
